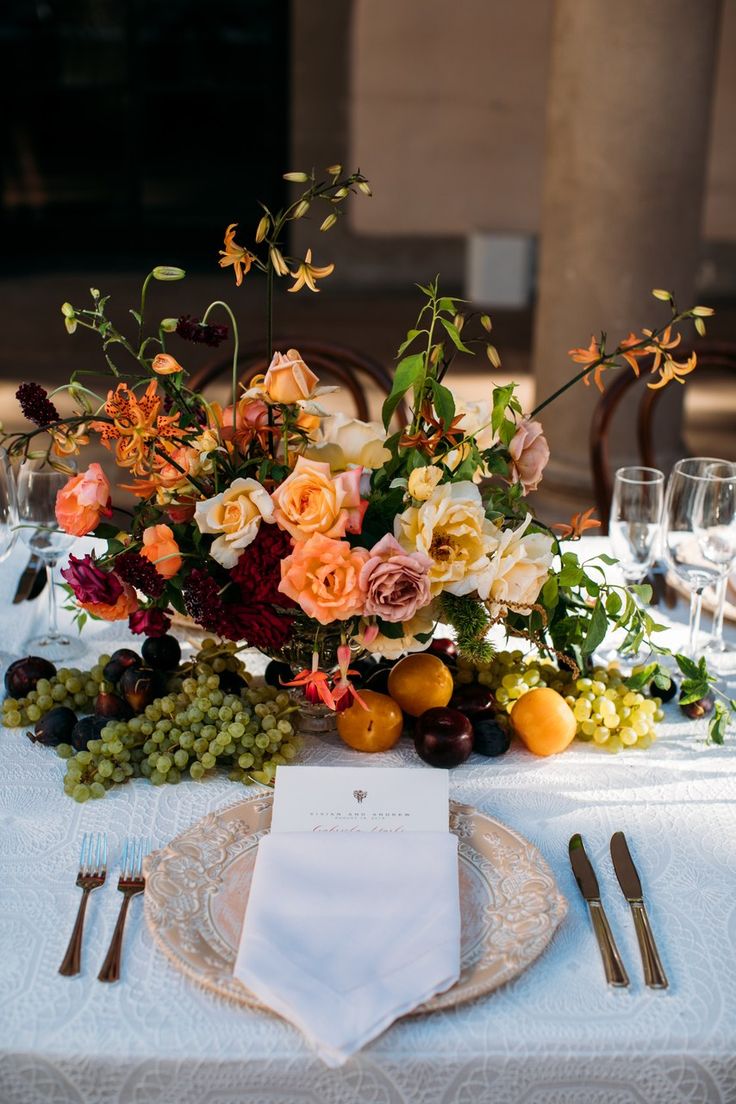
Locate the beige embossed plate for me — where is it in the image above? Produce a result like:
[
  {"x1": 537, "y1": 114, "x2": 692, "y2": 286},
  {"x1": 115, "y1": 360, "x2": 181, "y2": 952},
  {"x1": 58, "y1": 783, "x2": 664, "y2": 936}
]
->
[{"x1": 144, "y1": 796, "x2": 567, "y2": 1014}]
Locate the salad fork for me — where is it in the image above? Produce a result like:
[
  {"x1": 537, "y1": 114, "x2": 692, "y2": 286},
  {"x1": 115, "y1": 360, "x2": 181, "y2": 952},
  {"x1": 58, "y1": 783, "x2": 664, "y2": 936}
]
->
[
  {"x1": 98, "y1": 838, "x2": 150, "y2": 983},
  {"x1": 59, "y1": 832, "x2": 107, "y2": 977}
]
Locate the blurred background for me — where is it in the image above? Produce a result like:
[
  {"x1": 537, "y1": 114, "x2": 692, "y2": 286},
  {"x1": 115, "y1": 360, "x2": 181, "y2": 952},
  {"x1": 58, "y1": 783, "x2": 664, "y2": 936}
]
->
[{"x1": 1, "y1": 0, "x2": 734, "y2": 522}]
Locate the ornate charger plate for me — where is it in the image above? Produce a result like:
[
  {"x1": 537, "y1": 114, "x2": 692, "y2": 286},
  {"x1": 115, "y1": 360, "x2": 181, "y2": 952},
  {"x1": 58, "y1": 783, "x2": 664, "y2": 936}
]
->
[{"x1": 144, "y1": 795, "x2": 567, "y2": 1014}]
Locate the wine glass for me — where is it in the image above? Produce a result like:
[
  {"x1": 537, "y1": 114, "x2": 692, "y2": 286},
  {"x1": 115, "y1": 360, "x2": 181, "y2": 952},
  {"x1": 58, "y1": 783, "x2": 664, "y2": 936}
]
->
[
  {"x1": 692, "y1": 460, "x2": 736, "y2": 670},
  {"x1": 0, "y1": 450, "x2": 19, "y2": 670},
  {"x1": 16, "y1": 459, "x2": 84, "y2": 660},
  {"x1": 664, "y1": 457, "x2": 736, "y2": 658},
  {"x1": 607, "y1": 466, "x2": 664, "y2": 665}
]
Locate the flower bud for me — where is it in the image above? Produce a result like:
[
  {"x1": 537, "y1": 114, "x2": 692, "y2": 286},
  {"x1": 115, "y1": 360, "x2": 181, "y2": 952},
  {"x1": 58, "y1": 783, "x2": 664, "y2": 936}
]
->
[
  {"x1": 453, "y1": 313, "x2": 465, "y2": 332},
  {"x1": 651, "y1": 288, "x2": 672, "y2": 301},
  {"x1": 269, "y1": 247, "x2": 289, "y2": 276},
  {"x1": 292, "y1": 199, "x2": 310, "y2": 220},
  {"x1": 255, "y1": 214, "x2": 270, "y2": 242},
  {"x1": 160, "y1": 317, "x2": 178, "y2": 332},
  {"x1": 320, "y1": 213, "x2": 338, "y2": 232},
  {"x1": 151, "y1": 353, "x2": 183, "y2": 375},
  {"x1": 326, "y1": 164, "x2": 342, "y2": 175},
  {"x1": 90, "y1": 288, "x2": 100, "y2": 300},
  {"x1": 61, "y1": 302, "x2": 75, "y2": 318},
  {"x1": 333, "y1": 187, "x2": 349, "y2": 199},
  {"x1": 480, "y1": 314, "x2": 492, "y2": 332},
  {"x1": 64, "y1": 316, "x2": 78, "y2": 335},
  {"x1": 691, "y1": 305, "x2": 715, "y2": 317},
  {"x1": 283, "y1": 171, "x2": 309, "y2": 183},
  {"x1": 357, "y1": 181, "x2": 372, "y2": 195},
  {"x1": 694, "y1": 317, "x2": 706, "y2": 336},
  {"x1": 486, "y1": 344, "x2": 501, "y2": 368},
  {"x1": 152, "y1": 266, "x2": 186, "y2": 281}
]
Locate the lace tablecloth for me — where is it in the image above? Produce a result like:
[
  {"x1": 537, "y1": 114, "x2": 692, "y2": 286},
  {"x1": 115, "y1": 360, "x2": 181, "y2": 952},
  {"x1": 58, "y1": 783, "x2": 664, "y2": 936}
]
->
[{"x1": 1, "y1": 539, "x2": 736, "y2": 1104}]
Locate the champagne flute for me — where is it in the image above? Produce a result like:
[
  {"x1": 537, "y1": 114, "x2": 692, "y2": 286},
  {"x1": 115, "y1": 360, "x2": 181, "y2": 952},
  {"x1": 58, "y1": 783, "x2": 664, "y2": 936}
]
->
[
  {"x1": 607, "y1": 466, "x2": 664, "y2": 665},
  {"x1": 16, "y1": 459, "x2": 84, "y2": 660},
  {"x1": 664, "y1": 458, "x2": 736, "y2": 658},
  {"x1": 0, "y1": 450, "x2": 19, "y2": 671},
  {"x1": 692, "y1": 460, "x2": 736, "y2": 669}
]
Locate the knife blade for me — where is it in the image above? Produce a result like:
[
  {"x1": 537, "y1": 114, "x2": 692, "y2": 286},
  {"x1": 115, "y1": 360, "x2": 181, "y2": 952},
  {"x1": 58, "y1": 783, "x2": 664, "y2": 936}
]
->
[
  {"x1": 13, "y1": 554, "x2": 45, "y2": 604},
  {"x1": 568, "y1": 834, "x2": 629, "y2": 987},
  {"x1": 610, "y1": 832, "x2": 668, "y2": 989}
]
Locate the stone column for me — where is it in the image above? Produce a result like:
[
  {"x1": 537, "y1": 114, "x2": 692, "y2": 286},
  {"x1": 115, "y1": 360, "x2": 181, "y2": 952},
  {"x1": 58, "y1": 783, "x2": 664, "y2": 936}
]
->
[{"x1": 532, "y1": 0, "x2": 722, "y2": 507}]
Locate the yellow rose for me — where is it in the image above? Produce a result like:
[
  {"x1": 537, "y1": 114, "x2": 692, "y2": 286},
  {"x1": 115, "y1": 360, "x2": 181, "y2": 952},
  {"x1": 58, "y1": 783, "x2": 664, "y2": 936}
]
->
[
  {"x1": 357, "y1": 606, "x2": 436, "y2": 661},
  {"x1": 394, "y1": 481, "x2": 499, "y2": 596},
  {"x1": 263, "y1": 348, "x2": 318, "y2": 404},
  {"x1": 271, "y1": 456, "x2": 365, "y2": 541},
  {"x1": 408, "y1": 465, "x2": 443, "y2": 501},
  {"x1": 194, "y1": 477, "x2": 274, "y2": 568},
  {"x1": 479, "y1": 515, "x2": 554, "y2": 611}
]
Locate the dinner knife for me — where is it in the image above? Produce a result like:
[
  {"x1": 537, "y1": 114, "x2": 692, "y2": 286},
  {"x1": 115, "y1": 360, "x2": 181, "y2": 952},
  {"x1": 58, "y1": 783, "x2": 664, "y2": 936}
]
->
[
  {"x1": 13, "y1": 554, "x2": 44, "y2": 604},
  {"x1": 568, "y1": 834, "x2": 629, "y2": 987},
  {"x1": 610, "y1": 831, "x2": 668, "y2": 989}
]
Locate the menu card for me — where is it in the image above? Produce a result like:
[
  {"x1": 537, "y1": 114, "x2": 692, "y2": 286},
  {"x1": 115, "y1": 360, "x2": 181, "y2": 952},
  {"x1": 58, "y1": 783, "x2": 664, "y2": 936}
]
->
[{"x1": 270, "y1": 766, "x2": 448, "y2": 833}]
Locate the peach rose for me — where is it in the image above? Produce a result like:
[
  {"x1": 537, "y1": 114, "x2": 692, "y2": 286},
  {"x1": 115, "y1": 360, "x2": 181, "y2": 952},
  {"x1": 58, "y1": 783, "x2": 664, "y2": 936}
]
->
[
  {"x1": 263, "y1": 348, "x2": 318, "y2": 404},
  {"x1": 151, "y1": 353, "x2": 183, "y2": 375},
  {"x1": 279, "y1": 534, "x2": 368, "y2": 624},
  {"x1": 272, "y1": 456, "x2": 367, "y2": 541},
  {"x1": 508, "y1": 419, "x2": 549, "y2": 493},
  {"x1": 55, "y1": 462, "x2": 111, "y2": 537},
  {"x1": 82, "y1": 581, "x2": 139, "y2": 622},
  {"x1": 194, "y1": 478, "x2": 274, "y2": 568},
  {"x1": 140, "y1": 524, "x2": 182, "y2": 579}
]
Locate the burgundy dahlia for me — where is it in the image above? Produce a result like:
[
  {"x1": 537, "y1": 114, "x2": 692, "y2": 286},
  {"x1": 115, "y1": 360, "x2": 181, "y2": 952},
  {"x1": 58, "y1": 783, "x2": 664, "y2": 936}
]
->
[
  {"x1": 129, "y1": 608, "x2": 172, "y2": 638},
  {"x1": 16, "y1": 382, "x2": 59, "y2": 426},
  {"x1": 61, "y1": 554, "x2": 122, "y2": 606},
  {"x1": 175, "y1": 314, "x2": 228, "y2": 348},
  {"x1": 183, "y1": 565, "x2": 292, "y2": 652},
  {"x1": 231, "y1": 524, "x2": 295, "y2": 608},
  {"x1": 114, "y1": 551, "x2": 165, "y2": 598}
]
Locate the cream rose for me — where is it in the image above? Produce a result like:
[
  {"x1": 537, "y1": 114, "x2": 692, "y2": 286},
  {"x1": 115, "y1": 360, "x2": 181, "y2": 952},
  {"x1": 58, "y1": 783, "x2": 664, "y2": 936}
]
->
[
  {"x1": 307, "y1": 413, "x2": 390, "y2": 471},
  {"x1": 194, "y1": 477, "x2": 274, "y2": 568},
  {"x1": 263, "y1": 348, "x2": 318, "y2": 404},
  {"x1": 272, "y1": 456, "x2": 366, "y2": 541},
  {"x1": 357, "y1": 606, "x2": 436, "y2": 661},
  {"x1": 395, "y1": 481, "x2": 499, "y2": 596},
  {"x1": 478, "y1": 514, "x2": 554, "y2": 611},
  {"x1": 408, "y1": 465, "x2": 443, "y2": 501}
]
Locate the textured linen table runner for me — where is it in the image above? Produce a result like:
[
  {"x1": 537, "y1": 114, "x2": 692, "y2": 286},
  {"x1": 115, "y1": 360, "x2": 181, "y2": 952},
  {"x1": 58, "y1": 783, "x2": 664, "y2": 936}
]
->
[{"x1": 233, "y1": 829, "x2": 460, "y2": 1066}]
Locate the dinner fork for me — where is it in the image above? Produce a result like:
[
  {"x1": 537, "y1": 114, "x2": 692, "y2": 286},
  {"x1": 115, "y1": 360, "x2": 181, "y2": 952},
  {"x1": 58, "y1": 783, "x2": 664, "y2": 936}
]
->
[
  {"x1": 59, "y1": 832, "x2": 107, "y2": 977},
  {"x1": 98, "y1": 837, "x2": 150, "y2": 983}
]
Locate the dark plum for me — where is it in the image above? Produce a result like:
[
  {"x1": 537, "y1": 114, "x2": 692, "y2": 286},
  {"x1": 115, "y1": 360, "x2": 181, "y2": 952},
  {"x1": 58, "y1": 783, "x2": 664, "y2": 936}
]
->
[
  {"x1": 472, "y1": 717, "x2": 511, "y2": 757},
  {"x1": 427, "y1": 638, "x2": 458, "y2": 667},
  {"x1": 218, "y1": 669, "x2": 247, "y2": 695},
  {"x1": 119, "y1": 667, "x2": 162, "y2": 712},
  {"x1": 94, "y1": 691, "x2": 133, "y2": 720},
  {"x1": 264, "y1": 660, "x2": 293, "y2": 689},
  {"x1": 142, "y1": 635, "x2": 181, "y2": 671},
  {"x1": 70, "y1": 715, "x2": 108, "y2": 752},
  {"x1": 361, "y1": 660, "x2": 396, "y2": 695},
  {"x1": 28, "y1": 706, "x2": 77, "y2": 747},
  {"x1": 103, "y1": 648, "x2": 142, "y2": 685},
  {"x1": 450, "y1": 682, "x2": 496, "y2": 719},
  {"x1": 652, "y1": 677, "x2": 677, "y2": 703},
  {"x1": 414, "y1": 707, "x2": 473, "y2": 768},
  {"x1": 679, "y1": 691, "x2": 715, "y2": 720},
  {"x1": 5, "y1": 656, "x2": 57, "y2": 697}
]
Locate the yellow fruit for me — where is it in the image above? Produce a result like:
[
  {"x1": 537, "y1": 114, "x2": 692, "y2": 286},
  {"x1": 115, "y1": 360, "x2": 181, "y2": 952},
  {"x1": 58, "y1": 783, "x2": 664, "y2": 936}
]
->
[
  {"x1": 336, "y1": 690, "x2": 404, "y2": 752},
  {"x1": 387, "y1": 653, "x2": 454, "y2": 717},
  {"x1": 510, "y1": 688, "x2": 576, "y2": 757}
]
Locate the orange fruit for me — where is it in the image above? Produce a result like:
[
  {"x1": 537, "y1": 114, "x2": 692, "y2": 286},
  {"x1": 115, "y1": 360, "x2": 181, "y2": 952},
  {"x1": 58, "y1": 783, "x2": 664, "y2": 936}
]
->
[
  {"x1": 336, "y1": 690, "x2": 404, "y2": 752},
  {"x1": 510, "y1": 688, "x2": 576, "y2": 756},
  {"x1": 387, "y1": 653, "x2": 454, "y2": 717}
]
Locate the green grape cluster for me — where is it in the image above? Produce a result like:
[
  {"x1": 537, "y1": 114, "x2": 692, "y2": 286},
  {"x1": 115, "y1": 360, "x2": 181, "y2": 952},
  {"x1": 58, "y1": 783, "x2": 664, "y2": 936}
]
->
[
  {"x1": 57, "y1": 642, "x2": 300, "y2": 802},
  {"x1": 456, "y1": 650, "x2": 664, "y2": 754},
  {"x1": 2, "y1": 662, "x2": 109, "y2": 728}
]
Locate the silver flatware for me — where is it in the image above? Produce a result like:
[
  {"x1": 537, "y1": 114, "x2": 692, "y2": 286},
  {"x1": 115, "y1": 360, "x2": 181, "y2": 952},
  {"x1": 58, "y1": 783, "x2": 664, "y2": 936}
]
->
[
  {"x1": 59, "y1": 832, "x2": 107, "y2": 976},
  {"x1": 98, "y1": 837, "x2": 150, "y2": 983},
  {"x1": 610, "y1": 831, "x2": 668, "y2": 989},
  {"x1": 568, "y1": 834, "x2": 629, "y2": 987},
  {"x1": 13, "y1": 553, "x2": 45, "y2": 604}
]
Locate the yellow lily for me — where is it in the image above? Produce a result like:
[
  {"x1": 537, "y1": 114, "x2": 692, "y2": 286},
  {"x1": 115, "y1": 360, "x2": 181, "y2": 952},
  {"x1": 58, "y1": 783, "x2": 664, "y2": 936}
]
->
[{"x1": 287, "y1": 249, "x2": 335, "y2": 293}]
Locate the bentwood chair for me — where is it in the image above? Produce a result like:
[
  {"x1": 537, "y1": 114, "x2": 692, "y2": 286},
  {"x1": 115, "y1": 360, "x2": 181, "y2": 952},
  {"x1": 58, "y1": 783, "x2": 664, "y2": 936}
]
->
[
  {"x1": 188, "y1": 338, "x2": 408, "y2": 426},
  {"x1": 590, "y1": 341, "x2": 736, "y2": 532}
]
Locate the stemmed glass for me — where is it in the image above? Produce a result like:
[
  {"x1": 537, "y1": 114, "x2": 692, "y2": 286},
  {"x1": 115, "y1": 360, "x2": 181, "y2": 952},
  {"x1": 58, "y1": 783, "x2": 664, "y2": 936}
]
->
[
  {"x1": 16, "y1": 459, "x2": 84, "y2": 660},
  {"x1": 663, "y1": 457, "x2": 736, "y2": 659},
  {"x1": 607, "y1": 466, "x2": 664, "y2": 665},
  {"x1": 0, "y1": 450, "x2": 20, "y2": 670},
  {"x1": 693, "y1": 460, "x2": 736, "y2": 670}
]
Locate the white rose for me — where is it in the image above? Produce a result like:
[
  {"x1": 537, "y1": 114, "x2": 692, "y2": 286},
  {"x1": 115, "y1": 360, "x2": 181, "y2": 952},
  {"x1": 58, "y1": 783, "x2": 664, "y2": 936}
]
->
[
  {"x1": 312, "y1": 413, "x2": 390, "y2": 470},
  {"x1": 194, "y1": 477, "x2": 274, "y2": 568},
  {"x1": 478, "y1": 514, "x2": 554, "y2": 611},
  {"x1": 408, "y1": 464, "x2": 443, "y2": 501},
  {"x1": 358, "y1": 606, "x2": 436, "y2": 661},
  {"x1": 445, "y1": 399, "x2": 494, "y2": 477}
]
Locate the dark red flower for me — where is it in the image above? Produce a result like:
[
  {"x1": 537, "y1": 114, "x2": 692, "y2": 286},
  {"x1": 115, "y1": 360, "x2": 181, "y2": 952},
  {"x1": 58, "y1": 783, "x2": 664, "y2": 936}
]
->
[
  {"x1": 61, "y1": 554, "x2": 122, "y2": 605},
  {"x1": 231, "y1": 524, "x2": 296, "y2": 608},
  {"x1": 114, "y1": 551, "x2": 165, "y2": 598},
  {"x1": 129, "y1": 608, "x2": 172, "y2": 637},
  {"x1": 16, "y1": 382, "x2": 60, "y2": 425},
  {"x1": 182, "y1": 563, "x2": 292, "y2": 652},
  {"x1": 175, "y1": 315, "x2": 228, "y2": 348}
]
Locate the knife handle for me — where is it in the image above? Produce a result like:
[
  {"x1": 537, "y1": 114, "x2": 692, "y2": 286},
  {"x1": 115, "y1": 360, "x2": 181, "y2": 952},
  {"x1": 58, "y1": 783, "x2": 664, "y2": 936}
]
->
[
  {"x1": 588, "y1": 901, "x2": 629, "y2": 987},
  {"x1": 631, "y1": 902, "x2": 668, "y2": 989}
]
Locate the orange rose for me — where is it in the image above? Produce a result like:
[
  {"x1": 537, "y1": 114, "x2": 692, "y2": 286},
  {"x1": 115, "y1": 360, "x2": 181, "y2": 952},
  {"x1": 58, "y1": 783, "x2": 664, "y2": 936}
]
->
[
  {"x1": 151, "y1": 353, "x2": 183, "y2": 375},
  {"x1": 82, "y1": 582, "x2": 139, "y2": 622},
  {"x1": 271, "y1": 456, "x2": 366, "y2": 541},
  {"x1": 279, "y1": 534, "x2": 368, "y2": 624},
  {"x1": 55, "y1": 462, "x2": 111, "y2": 537},
  {"x1": 140, "y1": 523, "x2": 182, "y2": 579},
  {"x1": 263, "y1": 349, "x2": 318, "y2": 404}
]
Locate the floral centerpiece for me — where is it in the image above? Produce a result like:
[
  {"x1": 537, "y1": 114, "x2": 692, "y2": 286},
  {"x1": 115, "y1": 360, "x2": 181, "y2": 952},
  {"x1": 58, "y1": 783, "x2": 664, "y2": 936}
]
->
[{"x1": 4, "y1": 165, "x2": 729, "y2": 739}]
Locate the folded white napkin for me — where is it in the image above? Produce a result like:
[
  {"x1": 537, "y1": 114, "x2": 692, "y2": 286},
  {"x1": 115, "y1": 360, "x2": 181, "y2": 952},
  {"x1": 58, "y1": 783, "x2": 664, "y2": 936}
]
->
[{"x1": 234, "y1": 831, "x2": 460, "y2": 1066}]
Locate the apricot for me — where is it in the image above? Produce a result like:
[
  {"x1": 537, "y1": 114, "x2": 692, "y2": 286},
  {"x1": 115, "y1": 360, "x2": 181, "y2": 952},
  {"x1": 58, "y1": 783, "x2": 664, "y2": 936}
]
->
[
  {"x1": 387, "y1": 653, "x2": 454, "y2": 717},
  {"x1": 510, "y1": 688, "x2": 576, "y2": 756},
  {"x1": 336, "y1": 690, "x2": 404, "y2": 752}
]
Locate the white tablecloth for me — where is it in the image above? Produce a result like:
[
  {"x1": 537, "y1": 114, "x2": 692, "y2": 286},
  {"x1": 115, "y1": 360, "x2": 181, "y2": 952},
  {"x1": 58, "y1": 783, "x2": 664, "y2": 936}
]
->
[{"x1": 1, "y1": 538, "x2": 736, "y2": 1104}]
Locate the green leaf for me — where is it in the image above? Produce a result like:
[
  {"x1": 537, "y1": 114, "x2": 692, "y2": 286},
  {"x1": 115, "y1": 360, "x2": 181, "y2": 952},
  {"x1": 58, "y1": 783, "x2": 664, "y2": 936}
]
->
[
  {"x1": 630, "y1": 583, "x2": 653, "y2": 605},
  {"x1": 542, "y1": 576, "x2": 559, "y2": 609},
  {"x1": 376, "y1": 619, "x2": 405, "y2": 639},
  {"x1": 129, "y1": 309, "x2": 142, "y2": 324},
  {"x1": 437, "y1": 296, "x2": 458, "y2": 313},
  {"x1": 429, "y1": 380, "x2": 456, "y2": 426},
  {"x1": 605, "y1": 591, "x2": 622, "y2": 616},
  {"x1": 709, "y1": 701, "x2": 729, "y2": 745},
  {"x1": 582, "y1": 600, "x2": 608, "y2": 655},
  {"x1": 396, "y1": 328, "x2": 425, "y2": 357},
  {"x1": 597, "y1": 554, "x2": 619, "y2": 566},
  {"x1": 624, "y1": 663, "x2": 658, "y2": 691},
  {"x1": 675, "y1": 654, "x2": 705, "y2": 680},
  {"x1": 94, "y1": 522, "x2": 121, "y2": 540},
  {"x1": 439, "y1": 317, "x2": 472, "y2": 353},
  {"x1": 382, "y1": 352, "x2": 425, "y2": 428}
]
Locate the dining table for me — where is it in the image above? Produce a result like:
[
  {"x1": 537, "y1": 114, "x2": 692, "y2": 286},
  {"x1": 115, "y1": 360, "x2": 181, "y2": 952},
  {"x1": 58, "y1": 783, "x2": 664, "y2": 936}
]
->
[{"x1": 1, "y1": 535, "x2": 735, "y2": 1104}]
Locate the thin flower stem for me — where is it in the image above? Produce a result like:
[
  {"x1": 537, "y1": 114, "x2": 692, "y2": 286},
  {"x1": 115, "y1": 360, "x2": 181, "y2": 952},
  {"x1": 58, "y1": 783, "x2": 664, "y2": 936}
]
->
[
  {"x1": 202, "y1": 301, "x2": 240, "y2": 414},
  {"x1": 138, "y1": 272, "x2": 154, "y2": 354}
]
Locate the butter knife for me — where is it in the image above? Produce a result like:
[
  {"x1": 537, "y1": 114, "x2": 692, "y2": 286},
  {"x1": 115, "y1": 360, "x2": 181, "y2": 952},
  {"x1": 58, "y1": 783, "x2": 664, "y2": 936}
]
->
[
  {"x1": 610, "y1": 831, "x2": 668, "y2": 989},
  {"x1": 568, "y1": 834, "x2": 629, "y2": 987},
  {"x1": 13, "y1": 553, "x2": 44, "y2": 604}
]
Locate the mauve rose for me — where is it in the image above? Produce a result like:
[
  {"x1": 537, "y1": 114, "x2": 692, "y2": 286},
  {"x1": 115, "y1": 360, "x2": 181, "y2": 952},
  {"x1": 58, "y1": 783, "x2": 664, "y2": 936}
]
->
[
  {"x1": 61, "y1": 554, "x2": 122, "y2": 606},
  {"x1": 508, "y1": 419, "x2": 550, "y2": 493},
  {"x1": 129, "y1": 608, "x2": 172, "y2": 638},
  {"x1": 359, "y1": 534, "x2": 433, "y2": 623}
]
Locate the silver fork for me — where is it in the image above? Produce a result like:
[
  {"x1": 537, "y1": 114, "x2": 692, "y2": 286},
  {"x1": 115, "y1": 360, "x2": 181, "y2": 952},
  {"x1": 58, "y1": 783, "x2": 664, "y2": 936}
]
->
[
  {"x1": 98, "y1": 837, "x2": 150, "y2": 983},
  {"x1": 59, "y1": 832, "x2": 107, "y2": 977}
]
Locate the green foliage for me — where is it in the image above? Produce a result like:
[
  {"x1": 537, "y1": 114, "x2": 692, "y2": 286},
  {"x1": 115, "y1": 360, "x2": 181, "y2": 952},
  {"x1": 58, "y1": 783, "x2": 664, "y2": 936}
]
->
[{"x1": 439, "y1": 593, "x2": 493, "y2": 663}]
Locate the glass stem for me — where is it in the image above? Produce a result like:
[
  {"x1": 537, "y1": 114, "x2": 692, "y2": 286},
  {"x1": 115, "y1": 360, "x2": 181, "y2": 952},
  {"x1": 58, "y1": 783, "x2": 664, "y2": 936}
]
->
[
  {"x1": 712, "y1": 575, "x2": 727, "y2": 652},
  {"x1": 688, "y1": 587, "x2": 704, "y2": 658},
  {"x1": 46, "y1": 560, "x2": 59, "y2": 640}
]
